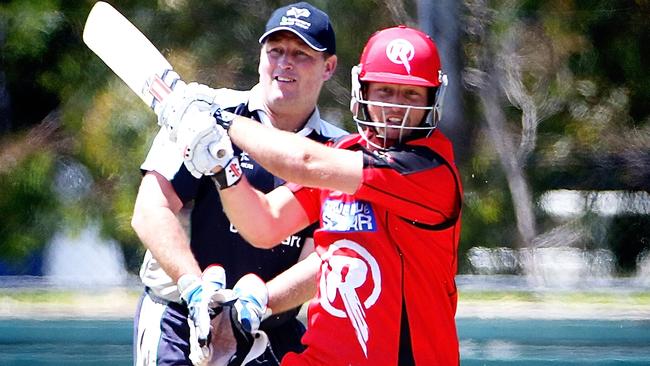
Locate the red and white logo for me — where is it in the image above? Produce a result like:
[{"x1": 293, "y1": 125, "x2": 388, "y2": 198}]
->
[
  {"x1": 225, "y1": 159, "x2": 242, "y2": 186},
  {"x1": 228, "y1": 160, "x2": 241, "y2": 178},
  {"x1": 147, "y1": 74, "x2": 172, "y2": 103},
  {"x1": 319, "y1": 239, "x2": 381, "y2": 357},
  {"x1": 385, "y1": 39, "x2": 415, "y2": 74}
]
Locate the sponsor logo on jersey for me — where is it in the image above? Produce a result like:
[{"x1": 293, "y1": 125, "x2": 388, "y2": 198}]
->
[
  {"x1": 239, "y1": 152, "x2": 254, "y2": 170},
  {"x1": 322, "y1": 198, "x2": 376, "y2": 232},
  {"x1": 320, "y1": 239, "x2": 381, "y2": 357},
  {"x1": 374, "y1": 149, "x2": 394, "y2": 163},
  {"x1": 281, "y1": 7, "x2": 312, "y2": 30},
  {"x1": 229, "y1": 224, "x2": 302, "y2": 248},
  {"x1": 280, "y1": 235, "x2": 303, "y2": 247},
  {"x1": 386, "y1": 38, "x2": 415, "y2": 74}
]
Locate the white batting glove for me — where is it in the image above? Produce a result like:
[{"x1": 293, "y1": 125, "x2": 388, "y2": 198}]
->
[
  {"x1": 156, "y1": 81, "x2": 218, "y2": 142},
  {"x1": 179, "y1": 265, "x2": 227, "y2": 364},
  {"x1": 175, "y1": 105, "x2": 234, "y2": 178}
]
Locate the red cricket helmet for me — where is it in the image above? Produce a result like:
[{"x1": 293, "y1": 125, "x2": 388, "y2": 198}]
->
[
  {"x1": 359, "y1": 25, "x2": 442, "y2": 87},
  {"x1": 350, "y1": 26, "x2": 448, "y2": 149}
]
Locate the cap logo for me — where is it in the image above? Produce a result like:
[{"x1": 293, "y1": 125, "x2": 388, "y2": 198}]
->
[
  {"x1": 286, "y1": 7, "x2": 311, "y2": 18},
  {"x1": 385, "y1": 39, "x2": 414, "y2": 74},
  {"x1": 281, "y1": 7, "x2": 312, "y2": 30}
]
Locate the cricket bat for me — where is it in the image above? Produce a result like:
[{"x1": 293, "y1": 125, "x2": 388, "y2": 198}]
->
[
  {"x1": 82, "y1": 1, "x2": 235, "y2": 174},
  {"x1": 82, "y1": 1, "x2": 178, "y2": 110}
]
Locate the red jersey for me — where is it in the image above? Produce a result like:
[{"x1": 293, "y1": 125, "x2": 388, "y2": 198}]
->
[{"x1": 282, "y1": 131, "x2": 463, "y2": 366}]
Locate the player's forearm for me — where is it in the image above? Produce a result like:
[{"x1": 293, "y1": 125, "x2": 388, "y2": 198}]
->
[
  {"x1": 131, "y1": 173, "x2": 201, "y2": 281},
  {"x1": 228, "y1": 116, "x2": 363, "y2": 194},
  {"x1": 132, "y1": 206, "x2": 200, "y2": 281},
  {"x1": 266, "y1": 251, "x2": 320, "y2": 314},
  {"x1": 219, "y1": 179, "x2": 306, "y2": 249}
]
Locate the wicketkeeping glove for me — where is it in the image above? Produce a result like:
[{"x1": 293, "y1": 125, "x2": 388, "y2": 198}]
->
[
  {"x1": 224, "y1": 274, "x2": 275, "y2": 366},
  {"x1": 231, "y1": 274, "x2": 269, "y2": 333},
  {"x1": 155, "y1": 81, "x2": 218, "y2": 142},
  {"x1": 179, "y1": 265, "x2": 228, "y2": 364}
]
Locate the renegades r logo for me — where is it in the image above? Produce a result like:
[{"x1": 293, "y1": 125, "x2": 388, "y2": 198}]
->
[
  {"x1": 319, "y1": 239, "x2": 381, "y2": 358},
  {"x1": 385, "y1": 38, "x2": 415, "y2": 74}
]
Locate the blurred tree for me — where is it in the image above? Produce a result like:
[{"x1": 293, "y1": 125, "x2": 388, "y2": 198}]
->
[
  {"x1": 418, "y1": 0, "x2": 472, "y2": 164},
  {"x1": 464, "y1": 0, "x2": 576, "y2": 248},
  {"x1": 1, "y1": 0, "x2": 648, "y2": 275},
  {"x1": 0, "y1": 0, "x2": 88, "y2": 269},
  {"x1": 0, "y1": 0, "x2": 411, "y2": 272},
  {"x1": 461, "y1": 0, "x2": 650, "y2": 273}
]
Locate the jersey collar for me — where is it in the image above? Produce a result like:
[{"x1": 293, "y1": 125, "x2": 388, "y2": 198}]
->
[{"x1": 248, "y1": 84, "x2": 321, "y2": 137}]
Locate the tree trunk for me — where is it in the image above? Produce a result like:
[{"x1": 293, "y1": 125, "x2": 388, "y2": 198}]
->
[
  {"x1": 479, "y1": 74, "x2": 537, "y2": 247},
  {"x1": 417, "y1": 0, "x2": 471, "y2": 163}
]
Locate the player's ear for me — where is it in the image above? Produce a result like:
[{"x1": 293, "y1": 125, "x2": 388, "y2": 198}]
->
[{"x1": 322, "y1": 54, "x2": 337, "y2": 81}]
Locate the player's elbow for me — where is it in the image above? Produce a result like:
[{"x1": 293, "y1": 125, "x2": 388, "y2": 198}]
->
[
  {"x1": 300, "y1": 148, "x2": 327, "y2": 171},
  {"x1": 130, "y1": 206, "x2": 148, "y2": 235},
  {"x1": 250, "y1": 239, "x2": 278, "y2": 249},
  {"x1": 130, "y1": 200, "x2": 159, "y2": 236},
  {"x1": 293, "y1": 150, "x2": 327, "y2": 182},
  {"x1": 240, "y1": 228, "x2": 286, "y2": 250},
  {"x1": 281, "y1": 143, "x2": 325, "y2": 180}
]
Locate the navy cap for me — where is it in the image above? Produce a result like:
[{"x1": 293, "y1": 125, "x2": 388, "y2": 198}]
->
[{"x1": 259, "y1": 2, "x2": 336, "y2": 55}]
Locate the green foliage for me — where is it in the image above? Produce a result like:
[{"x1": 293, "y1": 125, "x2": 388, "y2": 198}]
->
[
  {"x1": 1, "y1": 0, "x2": 64, "y2": 61},
  {"x1": 459, "y1": 168, "x2": 517, "y2": 271},
  {"x1": 459, "y1": 0, "x2": 650, "y2": 272},
  {"x1": 1, "y1": 0, "x2": 649, "y2": 275},
  {"x1": 0, "y1": 151, "x2": 58, "y2": 262},
  {"x1": 0, "y1": 0, "x2": 400, "y2": 272}
]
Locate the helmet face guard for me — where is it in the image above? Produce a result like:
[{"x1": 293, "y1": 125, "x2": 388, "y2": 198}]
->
[{"x1": 349, "y1": 26, "x2": 448, "y2": 150}]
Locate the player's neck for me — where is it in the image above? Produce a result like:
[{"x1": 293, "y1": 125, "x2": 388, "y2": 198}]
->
[{"x1": 266, "y1": 106, "x2": 314, "y2": 132}]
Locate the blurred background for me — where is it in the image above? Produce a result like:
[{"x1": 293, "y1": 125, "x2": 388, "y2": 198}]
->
[{"x1": 1, "y1": 0, "x2": 649, "y2": 365}]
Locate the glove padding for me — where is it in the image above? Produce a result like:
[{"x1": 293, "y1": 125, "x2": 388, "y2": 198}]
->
[
  {"x1": 156, "y1": 81, "x2": 218, "y2": 142},
  {"x1": 232, "y1": 274, "x2": 269, "y2": 333},
  {"x1": 175, "y1": 105, "x2": 234, "y2": 179},
  {"x1": 226, "y1": 312, "x2": 274, "y2": 366},
  {"x1": 197, "y1": 281, "x2": 274, "y2": 366},
  {"x1": 188, "y1": 317, "x2": 212, "y2": 366},
  {"x1": 207, "y1": 303, "x2": 274, "y2": 366},
  {"x1": 179, "y1": 265, "x2": 227, "y2": 365},
  {"x1": 224, "y1": 274, "x2": 274, "y2": 366}
]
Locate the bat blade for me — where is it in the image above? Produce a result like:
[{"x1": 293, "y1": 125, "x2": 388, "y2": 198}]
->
[{"x1": 83, "y1": 1, "x2": 175, "y2": 107}]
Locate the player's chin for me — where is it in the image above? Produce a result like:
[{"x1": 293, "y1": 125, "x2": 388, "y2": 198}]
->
[
  {"x1": 272, "y1": 81, "x2": 300, "y2": 95},
  {"x1": 271, "y1": 85, "x2": 302, "y2": 101},
  {"x1": 267, "y1": 91, "x2": 299, "y2": 108},
  {"x1": 374, "y1": 128, "x2": 396, "y2": 139},
  {"x1": 372, "y1": 138, "x2": 399, "y2": 148},
  {"x1": 375, "y1": 131, "x2": 408, "y2": 145}
]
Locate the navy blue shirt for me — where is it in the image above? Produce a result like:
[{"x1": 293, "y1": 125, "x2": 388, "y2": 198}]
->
[{"x1": 140, "y1": 86, "x2": 347, "y2": 329}]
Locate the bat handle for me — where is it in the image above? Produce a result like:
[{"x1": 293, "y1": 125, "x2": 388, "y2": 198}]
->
[
  {"x1": 208, "y1": 142, "x2": 227, "y2": 159},
  {"x1": 148, "y1": 70, "x2": 183, "y2": 106}
]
